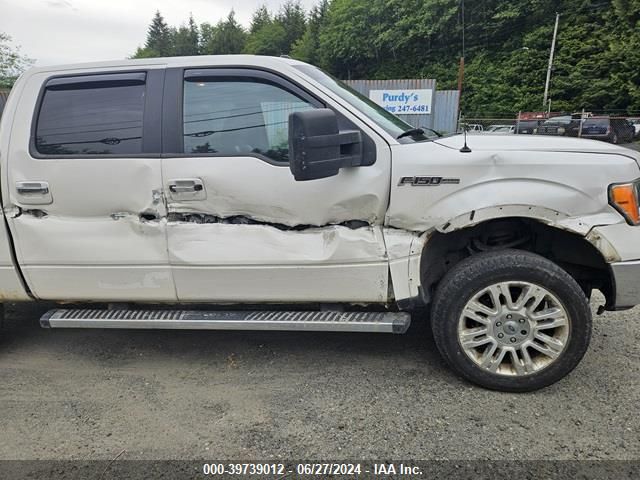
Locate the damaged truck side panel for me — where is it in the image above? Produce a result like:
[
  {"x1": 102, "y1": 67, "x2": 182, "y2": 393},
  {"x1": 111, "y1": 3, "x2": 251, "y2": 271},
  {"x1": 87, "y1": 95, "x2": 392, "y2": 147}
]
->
[
  {"x1": 0, "y1": 73, "x2": 40, "y2": 301},
  {"x1": 387, "y1": 141, "x2": 640, "y2": 235},
  {"x1": 161, "y1": 149, "x2": 392, "y2": 302},
  {"x1": 4, "y1": 68, "x2": 176, "y2": 301},
  {"x1": 169, "y1": 223, "x2": 389, "y2": 302},
  {"x1": 1, "y1": 55, "x2": 640, "y2": 311},
  {"x1": 3, "y1": 55, "x2": 640, "y2": 391},
  {"x1": 0, "y1": 219, "x2": 30, "y2": 301}
]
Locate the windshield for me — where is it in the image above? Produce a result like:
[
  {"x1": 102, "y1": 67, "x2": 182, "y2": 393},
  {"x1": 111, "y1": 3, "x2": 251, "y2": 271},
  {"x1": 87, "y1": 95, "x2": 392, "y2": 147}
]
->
[{"x1": 293, "y1": 64, "x2": 429, "y2": 142}]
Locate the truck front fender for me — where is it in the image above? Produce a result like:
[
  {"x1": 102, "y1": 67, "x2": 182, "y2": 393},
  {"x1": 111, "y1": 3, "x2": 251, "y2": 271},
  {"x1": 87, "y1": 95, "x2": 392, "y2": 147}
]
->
[{"x1": 388, "y1": 177, "x2": 621, "y2": 236}]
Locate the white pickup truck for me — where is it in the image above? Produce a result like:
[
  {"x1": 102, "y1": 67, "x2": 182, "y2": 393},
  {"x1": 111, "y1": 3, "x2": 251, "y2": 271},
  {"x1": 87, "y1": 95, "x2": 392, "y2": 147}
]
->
[{"x1": 1, "y1": 55, "x2": 639, "y2": 392}]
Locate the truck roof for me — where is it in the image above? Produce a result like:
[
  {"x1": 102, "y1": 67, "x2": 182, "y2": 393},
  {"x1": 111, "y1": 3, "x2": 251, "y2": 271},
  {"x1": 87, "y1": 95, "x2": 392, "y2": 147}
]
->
[{"x1": 22, "y1": 55, "x2": 308, "y2": 76}]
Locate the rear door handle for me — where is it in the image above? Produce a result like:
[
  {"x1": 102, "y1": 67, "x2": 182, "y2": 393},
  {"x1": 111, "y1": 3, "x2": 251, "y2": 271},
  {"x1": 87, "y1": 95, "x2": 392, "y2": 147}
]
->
[
  {"x1": 16, "y1": 181, "x2": 49, "y2": 195},
  {"x1": 15, "y1": 181, "x2": 53, "y2": 205},
  {"x1": 167, "y1": 178, "x2": 206, "y2": 199},
  {"x1": 169, "y1": 184, "x2": 203, "y2": 193}
]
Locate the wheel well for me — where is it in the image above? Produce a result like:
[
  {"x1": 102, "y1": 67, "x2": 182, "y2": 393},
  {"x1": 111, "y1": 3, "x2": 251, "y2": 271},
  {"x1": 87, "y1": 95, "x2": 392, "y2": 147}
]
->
[{"x1": 420, "y1": 217, "x2": 614, "y2": 308}]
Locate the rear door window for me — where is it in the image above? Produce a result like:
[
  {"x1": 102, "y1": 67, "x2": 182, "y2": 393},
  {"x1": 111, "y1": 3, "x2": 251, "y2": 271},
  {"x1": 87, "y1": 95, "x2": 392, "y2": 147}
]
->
[{"x1": 35, "y1": 73, "x2": 147, "y2": 156}]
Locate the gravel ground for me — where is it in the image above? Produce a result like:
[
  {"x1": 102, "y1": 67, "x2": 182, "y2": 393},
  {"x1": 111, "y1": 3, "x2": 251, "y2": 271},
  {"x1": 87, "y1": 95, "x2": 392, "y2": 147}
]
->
[{"x1": 0, "y1": 294, "x2": 638, "y2": 463}]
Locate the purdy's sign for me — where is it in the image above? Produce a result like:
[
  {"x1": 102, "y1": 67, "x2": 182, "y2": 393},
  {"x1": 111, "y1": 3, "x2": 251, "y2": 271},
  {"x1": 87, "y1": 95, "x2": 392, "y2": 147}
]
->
[{"x1": 369, "y1": 89, "x2": 433, "y2": 115}]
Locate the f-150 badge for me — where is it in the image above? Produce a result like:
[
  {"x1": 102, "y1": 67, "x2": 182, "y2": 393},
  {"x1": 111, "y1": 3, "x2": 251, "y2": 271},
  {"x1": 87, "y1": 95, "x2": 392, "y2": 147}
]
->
[{"x1": 398, "y1": 176, "x2": 460, "y2": 186}]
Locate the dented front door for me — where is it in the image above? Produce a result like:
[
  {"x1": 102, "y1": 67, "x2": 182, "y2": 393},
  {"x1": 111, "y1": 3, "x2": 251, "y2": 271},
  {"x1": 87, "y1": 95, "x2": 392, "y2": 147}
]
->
[
  {"x1": 161, "y1": 68, "x2": 391, "y2": 303},
  {"x1": 5, "y1": 68, "x2": 176, "y2": 301}
]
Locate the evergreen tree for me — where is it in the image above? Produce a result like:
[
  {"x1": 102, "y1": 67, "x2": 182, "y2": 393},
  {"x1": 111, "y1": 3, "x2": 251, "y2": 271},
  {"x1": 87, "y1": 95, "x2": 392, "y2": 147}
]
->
[
  {"x1": 202, "y1": 11, "x2": 247, "y2": 54},
  {"x1": 244, "y1": 22, "x2": 287, "y2": 56},
  {"x1": 250, "y1": 5, "x2": 272, "y2": 34},
  {"x1": 135, "y1": 10, "x2": 173, "y2": 57},
  {"x1": 291, "y1": 0, "x2": 329, "y2": 65},
  {"x1": 130, "y1": 0, "x2": 640, "y2": 114},
  {"x1": 275, "y1": 1, "x2": 307, "y2": 53},
  {"x1": 199, "y1": 22, "x2": 217, "y2": 53},
  {"x1": 174, "y1": 14, "x2": 200, "y2": 56},
  {"x1": 318, "y1": 0, "x2": 378, "y2": 78}
]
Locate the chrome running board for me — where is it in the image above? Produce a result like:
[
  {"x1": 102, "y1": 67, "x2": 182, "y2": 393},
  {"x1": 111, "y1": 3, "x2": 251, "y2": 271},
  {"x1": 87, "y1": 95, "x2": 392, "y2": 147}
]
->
[{"x1": 40, "y1": 309, "x2": 411, "y2": 334}]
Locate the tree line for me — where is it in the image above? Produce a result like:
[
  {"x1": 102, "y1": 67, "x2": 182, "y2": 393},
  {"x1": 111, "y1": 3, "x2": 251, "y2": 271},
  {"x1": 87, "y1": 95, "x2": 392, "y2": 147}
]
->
[
  {"x1": 3, "y1": 0, "x2": 639, "y2": 116},
  {"x1": 132, "y1": 2, "x2": 318, "y2": 64},
  {"x1": 133, "y1": 0, "x2": 640, "y2": 115}
]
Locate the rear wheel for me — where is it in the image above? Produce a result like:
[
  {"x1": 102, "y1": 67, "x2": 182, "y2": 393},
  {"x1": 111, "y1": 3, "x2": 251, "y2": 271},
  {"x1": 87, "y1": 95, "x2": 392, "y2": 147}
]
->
[{"x1": 431, "y1": 249, "x2": 591, "y2": 392}]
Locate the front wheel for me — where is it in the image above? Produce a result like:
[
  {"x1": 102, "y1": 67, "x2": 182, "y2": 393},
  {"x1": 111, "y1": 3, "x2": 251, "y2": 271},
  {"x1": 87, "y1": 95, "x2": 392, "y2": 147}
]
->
[{"x1": 431, "y1": 250, "x2": 592, "y2": 392}]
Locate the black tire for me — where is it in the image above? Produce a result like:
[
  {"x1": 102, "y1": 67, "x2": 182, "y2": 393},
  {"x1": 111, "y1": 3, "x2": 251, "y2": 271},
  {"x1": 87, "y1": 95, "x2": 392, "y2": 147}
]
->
[{"x1": 431, "y1": 249, "x2": 591, "y2": 392}]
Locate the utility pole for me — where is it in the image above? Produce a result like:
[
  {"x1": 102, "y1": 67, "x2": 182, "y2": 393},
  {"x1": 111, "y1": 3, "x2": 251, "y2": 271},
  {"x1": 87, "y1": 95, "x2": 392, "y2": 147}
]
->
[
  {"x1": 543, "y1": 13, "x2": 560, "y2": 111},
  {"x1": 457, "y1": 0, "x2": 466, "y2": 118},
  {"x1": 457, "y1": 57, "x2": 465, "y2": 103}
]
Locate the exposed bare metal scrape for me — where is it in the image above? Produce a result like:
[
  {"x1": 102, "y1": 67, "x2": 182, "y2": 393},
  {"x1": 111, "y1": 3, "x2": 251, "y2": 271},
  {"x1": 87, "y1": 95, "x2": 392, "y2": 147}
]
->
[{"x1": 167, "y1": 212, "x2": 370, "y2": 231}]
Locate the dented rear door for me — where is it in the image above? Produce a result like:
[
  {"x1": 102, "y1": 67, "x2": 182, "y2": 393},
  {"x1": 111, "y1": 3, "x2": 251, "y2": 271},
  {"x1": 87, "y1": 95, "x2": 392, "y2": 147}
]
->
[
  {"x1": 5, "y1": 67, "x2": 176, "y2": 301},
  {"x1": 161, "y1": 67, "x2": 391, "y2": 303}
]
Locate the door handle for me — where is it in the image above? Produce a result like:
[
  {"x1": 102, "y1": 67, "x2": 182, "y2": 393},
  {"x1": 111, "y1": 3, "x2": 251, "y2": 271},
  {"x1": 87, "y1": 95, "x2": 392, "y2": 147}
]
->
[
  {"x1": 16, "y1": 181, "x2": 50, "y2": 196},
  {"x1": 167, "y1": 179, "x2": 205, "y2": 197},
  {"x1": 169, "y1": 184, "x2": 203, "y2": 193}
]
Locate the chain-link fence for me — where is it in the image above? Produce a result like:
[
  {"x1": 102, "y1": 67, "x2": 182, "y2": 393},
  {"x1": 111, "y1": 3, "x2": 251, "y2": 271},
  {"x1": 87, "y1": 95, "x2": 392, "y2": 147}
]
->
[{"x1": 460, "y1": 110, "x2": 640, "y2": 144}]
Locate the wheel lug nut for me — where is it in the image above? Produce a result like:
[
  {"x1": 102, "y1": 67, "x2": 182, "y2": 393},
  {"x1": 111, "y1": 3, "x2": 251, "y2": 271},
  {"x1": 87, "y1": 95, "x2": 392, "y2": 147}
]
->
[
  {"x1": 510, "y1": 337, "x2": 517, "y2": 343},
  {"x1": 496, "y1": 322, "x2": 502, "y2": 326},
  {"x1": 506, "y1": 314, "x2": 512, "y2": 319},
  {"x1": 518, "y1": 318, "x2": 525, "y2": 323},
  {"x1": 498, "y1": 333, "x2": 504, "y2": 339},
  {"x1": 521, "y1": 330, "x2": 527, "y2": 335}
]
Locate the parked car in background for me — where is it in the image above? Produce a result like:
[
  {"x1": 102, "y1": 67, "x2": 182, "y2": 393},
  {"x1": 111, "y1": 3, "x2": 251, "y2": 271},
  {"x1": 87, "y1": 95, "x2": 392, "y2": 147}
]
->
[
  {"x1": 516, "y1": 120, "x2": 543, "y2": 134},
  {"x1": 575, "y1": 117, "x2": 636, "y2": 144},
  {"x1": 535, "y1": 115, "x2": 581, "y2": 136},
  {"x1": 628, "y1": 118, "x2": 640, "y2": 138},
  {"x1": 485, "y1": 125, "x2": 515, "y2": 134},
  {"x1": 458, "y1": 123, "x2": 484, "y2": 133}
]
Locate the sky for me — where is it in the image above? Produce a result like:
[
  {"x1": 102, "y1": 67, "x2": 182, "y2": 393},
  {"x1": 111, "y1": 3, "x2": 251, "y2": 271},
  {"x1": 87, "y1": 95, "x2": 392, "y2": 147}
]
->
[{"x1": 0, "y1": 0, "x2": 318, "y2": 66}]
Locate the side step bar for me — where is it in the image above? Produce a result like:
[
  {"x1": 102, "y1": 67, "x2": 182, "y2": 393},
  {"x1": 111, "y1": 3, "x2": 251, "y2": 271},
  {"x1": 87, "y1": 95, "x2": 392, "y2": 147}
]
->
[{"x1": 40, "y1": 309, "x2": 411, "y2": 334}]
